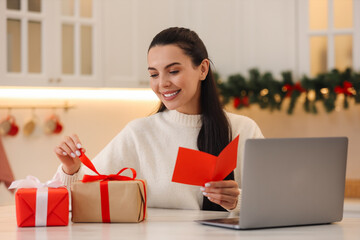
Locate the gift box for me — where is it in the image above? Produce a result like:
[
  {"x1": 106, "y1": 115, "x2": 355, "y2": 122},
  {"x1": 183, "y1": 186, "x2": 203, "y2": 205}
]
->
[
  {"x1": 71, "y1": 153, "x2": 147, "y2": 223},
  {"x1": 9, "y1": 176, "x2": 69, "y2": 227},
  {"x1": 71, "y1": 180, "x2": 146, "y2": 223}
]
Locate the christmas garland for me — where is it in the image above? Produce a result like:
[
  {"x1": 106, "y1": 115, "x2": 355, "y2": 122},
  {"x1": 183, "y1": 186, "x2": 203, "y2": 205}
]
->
[{"x1": 215, "y1": 68, "x2": 360, "y2": 114}]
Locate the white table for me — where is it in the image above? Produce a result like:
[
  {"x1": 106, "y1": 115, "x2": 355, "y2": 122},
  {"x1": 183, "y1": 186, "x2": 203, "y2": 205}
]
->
[{"x1": 1, "y1": 200, "x2": 360, "y2": 240}]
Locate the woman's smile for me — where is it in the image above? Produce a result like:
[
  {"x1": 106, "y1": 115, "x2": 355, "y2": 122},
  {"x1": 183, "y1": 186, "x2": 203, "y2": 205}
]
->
[{"x1": 162, "y1": 90, "x2": 181, "y2": 100}]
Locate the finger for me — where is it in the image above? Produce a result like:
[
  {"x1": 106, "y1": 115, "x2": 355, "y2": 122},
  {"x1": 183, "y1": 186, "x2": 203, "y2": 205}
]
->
[
  {"x1": 70, "y1": 134, "x2": 82, "y2": 149},
  {"x1": 201, "y1": 180, "x2": 240, "y2": 197},
  {"x1": 60, "y1": 141, "x2": 77, "y2": 158},
  {"x1": 205, "y1": 180, "x2": 238, "y2": 188},
  {"x1": 204, "y1": 187, "x2": 240, "y2": 197},
  {"x1": 64, "y1": 136, "x2": 81, "y2": 157},
  {"x1": 54, "y1": 146, "x2": 68, "y2": 157},
  {"x1": 205, "y1": 194, "x2": 237, "y2": 209},
  {"x1": 54, "y1": 145, "x2": 78, "y2": 170},
  {"x1": 203, "y1": 192, "x2": 237, "y2": 203}
]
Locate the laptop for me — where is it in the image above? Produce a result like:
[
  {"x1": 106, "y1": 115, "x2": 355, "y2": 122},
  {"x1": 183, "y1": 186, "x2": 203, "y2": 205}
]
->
[{"x1": 197, "y1": 137, "x2": 348, "y2": 230}]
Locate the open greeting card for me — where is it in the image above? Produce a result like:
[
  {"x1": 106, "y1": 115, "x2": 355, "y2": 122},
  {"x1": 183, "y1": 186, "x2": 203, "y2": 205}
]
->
[{"x1": 172, "y1": 136, "x2": 239, "y2": 186}]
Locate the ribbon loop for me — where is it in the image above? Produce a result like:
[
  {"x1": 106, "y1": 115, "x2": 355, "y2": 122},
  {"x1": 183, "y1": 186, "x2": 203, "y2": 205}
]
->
[
  {"x1": 115, "y1": 167, "x2": 137, "y2": 179},
  {"x1": 79, "y1": 152, "x2": 137, "y2": 182},
  {"x1": 8, "y1": 174, "x2": 63, "y2": 190}
]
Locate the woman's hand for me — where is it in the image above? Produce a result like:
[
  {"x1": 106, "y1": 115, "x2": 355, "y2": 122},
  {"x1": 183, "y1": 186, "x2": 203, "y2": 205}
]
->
[
  {"x1": 54, "y1": 134, "x2": 85, "y2": 175},
  {"x1": 200, "y1": 180, "x2": 240, "y2": 210}
]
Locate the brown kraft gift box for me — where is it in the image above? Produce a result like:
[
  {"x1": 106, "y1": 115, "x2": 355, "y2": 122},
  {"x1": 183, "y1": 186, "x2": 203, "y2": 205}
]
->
[{"x1": 71, "y1": 180, "x2": 147, "y2": 223}]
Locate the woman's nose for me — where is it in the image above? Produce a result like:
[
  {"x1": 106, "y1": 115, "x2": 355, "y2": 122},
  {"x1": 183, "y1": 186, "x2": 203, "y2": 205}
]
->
[{"x1": 159, "y1": 75, "x2": 171, "y2": 88}]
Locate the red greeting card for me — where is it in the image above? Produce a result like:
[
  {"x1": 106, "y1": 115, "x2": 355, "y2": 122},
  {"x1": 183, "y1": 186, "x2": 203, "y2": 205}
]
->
[{"x1": 172, "y1": 135, "x2": 239, "y2": 186}]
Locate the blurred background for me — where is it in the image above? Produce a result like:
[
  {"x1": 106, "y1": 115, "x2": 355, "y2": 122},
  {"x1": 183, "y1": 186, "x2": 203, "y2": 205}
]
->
[{"x1": 0, "y1": 0, "x2": 359, "y2": 205}]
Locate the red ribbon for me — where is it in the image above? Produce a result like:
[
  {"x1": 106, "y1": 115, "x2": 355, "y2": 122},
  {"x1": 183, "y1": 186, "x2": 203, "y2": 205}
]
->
[
  {"x1": 100, "y1": 181, "x2": 110, "y2": 222},
  {"x1": 283, "y1": 82, "x2": 305, "y2": 97},
  {"x1": 233, "y1": 96, "x2": 249, "y2": 108},
  {"x1": 334, "y1": 81, "x2": 353, "y2": 96},
  {"x1": 79, "y1": 152, "x2": 147, "y2": 222}
]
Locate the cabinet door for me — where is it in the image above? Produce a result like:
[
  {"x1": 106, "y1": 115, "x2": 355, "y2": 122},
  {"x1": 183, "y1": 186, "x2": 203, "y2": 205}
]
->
[
  {"x1": 0, "y1": 0, "x2": 101, "y2": 87},
  {"x1": 52, "y1": 0, "x2": 102, "y2": 87},
  {"x1": 0, "y1": 0, "x2": 49, "y2": 86}
]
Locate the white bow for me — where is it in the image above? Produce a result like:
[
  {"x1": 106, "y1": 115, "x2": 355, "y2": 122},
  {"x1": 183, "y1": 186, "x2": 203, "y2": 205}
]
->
[
  {"x1": 8, "y1": 173, "x2": 63, "y2": 189},
  {"x1": 8, "y1": 173, "x2": 65, "y2": 227}
]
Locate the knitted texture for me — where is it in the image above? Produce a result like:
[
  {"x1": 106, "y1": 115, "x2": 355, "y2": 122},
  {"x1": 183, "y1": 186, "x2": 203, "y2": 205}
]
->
[{"x1": 57, "y1": 110, "x2": 263, "y2": 212}]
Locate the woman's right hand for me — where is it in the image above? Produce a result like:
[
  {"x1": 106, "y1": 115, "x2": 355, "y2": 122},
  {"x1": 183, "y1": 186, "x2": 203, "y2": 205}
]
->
[{"x1": 54, "y1": 134, "x2": 85, "y2": 175}]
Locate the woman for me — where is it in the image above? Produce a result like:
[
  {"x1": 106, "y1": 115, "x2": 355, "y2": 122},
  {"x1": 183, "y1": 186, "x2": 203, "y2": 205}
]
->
[{"x1": 54, "y1": 27, "x2": 263, "y2": 212}]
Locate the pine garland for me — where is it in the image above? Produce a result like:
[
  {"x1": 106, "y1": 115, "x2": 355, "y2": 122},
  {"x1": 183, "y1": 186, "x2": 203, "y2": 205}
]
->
[{"x1": 215, "y1": 68, "x2": 360, "y2": 114}]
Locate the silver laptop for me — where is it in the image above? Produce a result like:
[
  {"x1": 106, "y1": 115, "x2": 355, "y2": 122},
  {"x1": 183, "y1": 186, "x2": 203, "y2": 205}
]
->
[{"x1": 197, "y1": 137, "x2": 348, "y2": 230}]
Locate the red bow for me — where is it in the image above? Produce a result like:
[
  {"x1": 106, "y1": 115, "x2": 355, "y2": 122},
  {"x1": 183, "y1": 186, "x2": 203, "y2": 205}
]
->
[
  {"x1": 234, "y1": 96, "x2": 249, "y2": 108},
  {"x1": 334, "y1": 81, "x2": 353, "y2": 96},
  {"x1": 79, "y1": 152, "x2": 147, "y2": 223},
  {"x1": 82, "y1": 167, "x2": 137, "y2": 182},
  {"x1": 283, "y1": 82, "x2": 305, "y2": 97}
]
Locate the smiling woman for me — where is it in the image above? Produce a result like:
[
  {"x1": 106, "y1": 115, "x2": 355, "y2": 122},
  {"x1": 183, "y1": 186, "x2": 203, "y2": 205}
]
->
[
  {"x1": 147, "y1": 27, "x2": 243, "y2": 211},
  {"x1": 53, "y1": 27, "x2": 264, "y2": 214}
]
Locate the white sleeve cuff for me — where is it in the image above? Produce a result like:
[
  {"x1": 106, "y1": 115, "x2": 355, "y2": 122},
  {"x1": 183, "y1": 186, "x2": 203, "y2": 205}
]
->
[{"x1": 56, "y1": 164, "x2": 84, "y2": 188}]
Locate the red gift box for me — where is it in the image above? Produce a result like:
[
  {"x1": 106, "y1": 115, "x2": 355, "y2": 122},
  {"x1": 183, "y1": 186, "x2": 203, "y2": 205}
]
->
[{"x1": 15, "y1": 187, "x2": 69, "y2": 227}]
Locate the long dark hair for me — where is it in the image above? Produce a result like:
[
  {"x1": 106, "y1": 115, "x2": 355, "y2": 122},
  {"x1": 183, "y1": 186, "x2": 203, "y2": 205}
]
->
[{"x1": 148, "y1": 27, "x2": 232, "y2": 156}]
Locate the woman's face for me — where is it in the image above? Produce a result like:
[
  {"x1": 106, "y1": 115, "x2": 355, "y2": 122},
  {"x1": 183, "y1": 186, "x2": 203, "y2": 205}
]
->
[{"x1": 147, "y1": 44, "x2": 209, "y2": 115}]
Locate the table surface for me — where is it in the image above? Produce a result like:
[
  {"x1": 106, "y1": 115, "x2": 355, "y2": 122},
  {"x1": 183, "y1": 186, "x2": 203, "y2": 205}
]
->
[{"x1": 1, "y1": 199, "x2": 360, "y2": 240}]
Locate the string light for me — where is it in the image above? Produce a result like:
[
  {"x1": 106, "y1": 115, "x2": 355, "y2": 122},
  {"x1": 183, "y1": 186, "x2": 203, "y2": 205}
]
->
[
  {"x1": 260, "y1": 89, "x2": 269, "y2": 96},
  {"x1": 320, "y1": 88, "x2": 329, "y2": 95},
  {"x1": 308, "y1": 90, "x2": 316, "y2": 101}
]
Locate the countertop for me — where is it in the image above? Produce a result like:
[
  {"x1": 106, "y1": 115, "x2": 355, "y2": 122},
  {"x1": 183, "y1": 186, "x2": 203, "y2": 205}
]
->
[{"x1": 1, "y1": 199, "x2": 360, "y2": 240}]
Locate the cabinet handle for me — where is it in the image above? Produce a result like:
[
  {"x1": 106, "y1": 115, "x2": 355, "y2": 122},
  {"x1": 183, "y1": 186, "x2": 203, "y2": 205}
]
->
[
  {"x1": 49, "y1": 78, "x2": 54, "y2": 83},
  {"x1": 56, "y1": 78, "x2": 62, "y2": 83}
]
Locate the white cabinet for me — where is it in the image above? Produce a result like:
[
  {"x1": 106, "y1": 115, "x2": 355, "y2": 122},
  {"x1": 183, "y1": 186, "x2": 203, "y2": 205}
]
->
[
  {"x1": 0, "y1": 0, "x2": 298, "y2": 88},
  {"x1": 102, "y1": 0, "x2": 297, "y2": 87},
  {"x1": 0, "y1": 0, "x2": 101, "y2": 87}
]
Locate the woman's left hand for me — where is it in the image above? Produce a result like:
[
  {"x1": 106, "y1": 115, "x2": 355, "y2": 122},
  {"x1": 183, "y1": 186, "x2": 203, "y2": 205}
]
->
[{"x1": 200, "y1": 180, "x2": 240, "y2": 210}]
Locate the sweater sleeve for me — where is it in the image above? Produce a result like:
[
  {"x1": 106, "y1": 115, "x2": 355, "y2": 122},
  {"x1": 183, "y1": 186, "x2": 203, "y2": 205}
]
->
[
  {"x1": 55, "y1": 164, "x2": 85, "y2": 188},
  {"x1": 252, "y1": 120, "x2": 264, "y2": 138},
  {"x1": 54, "y1": 122, "x2": 140, "y2": 188}
]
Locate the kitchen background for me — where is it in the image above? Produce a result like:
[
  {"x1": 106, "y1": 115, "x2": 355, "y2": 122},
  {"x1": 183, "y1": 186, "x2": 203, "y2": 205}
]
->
[{"x1": 0, "y1": 0, "x2": 359, "y2": 205}]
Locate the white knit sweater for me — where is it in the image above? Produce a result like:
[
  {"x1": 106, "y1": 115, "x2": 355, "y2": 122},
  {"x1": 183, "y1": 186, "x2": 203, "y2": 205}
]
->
[{"x1": 57, "y1": 110, "x2": 263, "y2": 212}]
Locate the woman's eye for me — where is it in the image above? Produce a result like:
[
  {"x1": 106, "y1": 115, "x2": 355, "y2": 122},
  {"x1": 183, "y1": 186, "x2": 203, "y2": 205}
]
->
[
  {"x1": 150, "y1": 73, "x2": 158, "y2": 78},
  {"x1": 170, "y1": 70, "x2": 179, "y2": 75}
]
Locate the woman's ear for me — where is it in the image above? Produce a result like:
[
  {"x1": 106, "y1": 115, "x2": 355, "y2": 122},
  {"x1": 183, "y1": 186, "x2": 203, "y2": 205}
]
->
[{"x1": 199, "y1": 59, "x2": 210, "y2": 81}]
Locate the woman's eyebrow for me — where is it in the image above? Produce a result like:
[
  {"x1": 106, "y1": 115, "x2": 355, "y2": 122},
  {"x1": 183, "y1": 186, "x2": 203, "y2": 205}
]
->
[{"x1": 148, "y1": 62, "x2": 181, "y2": 71}]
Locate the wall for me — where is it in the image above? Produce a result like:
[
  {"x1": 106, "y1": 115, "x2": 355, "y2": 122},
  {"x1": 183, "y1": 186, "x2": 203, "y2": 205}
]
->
[
  {"x1": 1, "y1": 95, "x2": 359, "y2": 205},
  {"x1": 0, "y1": 96, "x2": 159, "y2": 205},
  {"x1": 226, "y1": 97, "x2": 360, "y2": 180}
]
